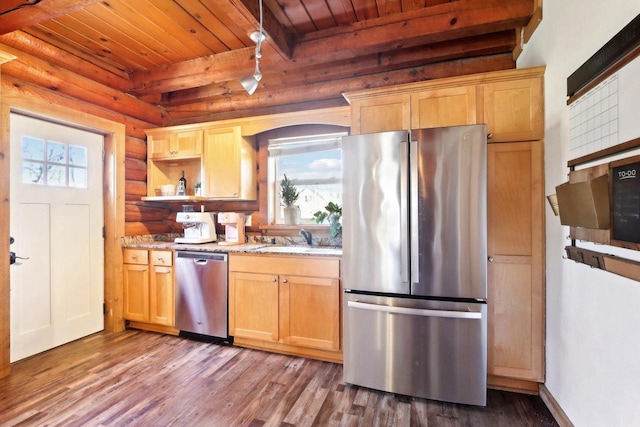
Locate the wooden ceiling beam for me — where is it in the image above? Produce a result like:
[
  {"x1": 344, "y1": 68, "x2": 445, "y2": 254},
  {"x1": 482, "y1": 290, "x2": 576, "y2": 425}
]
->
[
  {"x1": 235, "y1": 0, "x2": 294, "y2": 59},
  {"x1": 0, "y1": 41, "x2": 169, "y2": 125},
  {"x1": 161, "y1": 31, "x2": 516, "y2": 107},
  {"x1": 291, "y1": 0, "x2": 532, "y2": 61},
  {"x1": 129, "y1": 0, "x2": 531, "y2": 95},
  {"x1": 0, "y1": 0, "x2": 102, "y2": 34},
  {"x1": 0, "y1": 30, "x2": 132, "y2": 90},
  {"x1": 164, "y1": 53, "x2": 515, "y2": 123}
]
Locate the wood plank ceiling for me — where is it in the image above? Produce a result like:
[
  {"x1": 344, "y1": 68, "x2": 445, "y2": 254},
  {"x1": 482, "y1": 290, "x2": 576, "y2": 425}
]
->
[{"x1": 0, "y1": 0, "x2": 539, "y2": 125}]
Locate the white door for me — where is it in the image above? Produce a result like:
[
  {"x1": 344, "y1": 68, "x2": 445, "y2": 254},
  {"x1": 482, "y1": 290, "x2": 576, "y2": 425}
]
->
[{"x1": 9, "y1": 113, "x2": 104, "y2": 362}]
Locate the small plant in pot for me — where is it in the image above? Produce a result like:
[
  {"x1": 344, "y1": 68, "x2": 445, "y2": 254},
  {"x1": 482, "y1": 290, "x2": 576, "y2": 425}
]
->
[
  {"x1": 280, "y1": 174, "x2": 300, "y2": 225},
  {"x1": 313, "y1": 201, "x2": 342, "y2": 238}
]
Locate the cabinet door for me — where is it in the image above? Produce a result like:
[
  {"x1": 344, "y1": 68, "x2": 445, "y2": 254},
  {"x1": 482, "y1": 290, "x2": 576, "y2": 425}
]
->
[
  {"x1": 487, "y1": 141, "x2": 544, "y2": 382},
  {"x1": 123, "y1": 264, "x2": 149, "y2": 322},
  {"x1": 149, "y1": 265, "x2": 174, "y2": 326},
  {"x1": 229, "y1": 271, "x2": 279, "y2": 342},
  {"x1": 173, "y1": 130, "x2": 203, "y2": 157},
  {"x1": 411, "y1": 86, "x2": 477, "y2": 129},
  {"x1": 148, "y1": 130, "x2": 203, "y2": 159},
  {"x1": 481, "y1": 78, "x2": 543, "y2": 142},
  {"x1": 350, "y1": 94, "x2": 411, "y2": 134},
  {"x1": 279, "y1": 275, "x2": 340, "y2": 351},
  {"x1": 203, "y1": 126, "x2": 245, "y2": 198}
]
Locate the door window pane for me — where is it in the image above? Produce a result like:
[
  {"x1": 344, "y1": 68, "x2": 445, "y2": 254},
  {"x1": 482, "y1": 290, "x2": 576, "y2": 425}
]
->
[
  {"x1": 47, "y1": 141, "x2": 66, "y2": 164},
  {"x1": 47, "y1": 165, "x2": 67, "y2": 186},
  {"x1": 69, "y1": 145, "x2": 87, "y2": 167},
  {"x1": 22, "y1": 137, "x2": 44, "y2": 161},
  {"x1": 22, "y1": 161, "x2": 45, "y2": 185},
  {"x1": 69, "y1": 167, "x2": 88, "y2": 188}
]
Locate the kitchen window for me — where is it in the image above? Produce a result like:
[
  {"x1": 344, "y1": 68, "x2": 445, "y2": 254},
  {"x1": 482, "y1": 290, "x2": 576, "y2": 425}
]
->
[{"x1": 267, "y1": 132, "x2": 345, "y2": 225}]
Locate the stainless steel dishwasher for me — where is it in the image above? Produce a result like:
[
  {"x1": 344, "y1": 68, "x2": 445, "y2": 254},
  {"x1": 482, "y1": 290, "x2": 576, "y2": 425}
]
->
[{"x1": 175, "y1": 251, "x2": 228, "y2": 340}]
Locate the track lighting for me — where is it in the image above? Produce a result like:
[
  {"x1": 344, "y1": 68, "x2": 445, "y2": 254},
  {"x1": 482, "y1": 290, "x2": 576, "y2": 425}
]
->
[{"x1": 240, "y1": 0, "x2": 265, "y2": 95}]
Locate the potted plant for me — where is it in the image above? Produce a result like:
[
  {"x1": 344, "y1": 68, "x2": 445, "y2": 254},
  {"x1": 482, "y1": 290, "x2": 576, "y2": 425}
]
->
[
  {"x1": 313, "y1": 201, "x2": 342, "y2": 238},
  {"x1": 280, "y1": 174, "x2": 300, "y2": 225}
]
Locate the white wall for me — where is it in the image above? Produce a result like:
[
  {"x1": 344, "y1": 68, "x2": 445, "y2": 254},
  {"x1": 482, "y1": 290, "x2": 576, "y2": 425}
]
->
[{"x1": 517, "y1": 2, "x2": 640, "y2": 426}]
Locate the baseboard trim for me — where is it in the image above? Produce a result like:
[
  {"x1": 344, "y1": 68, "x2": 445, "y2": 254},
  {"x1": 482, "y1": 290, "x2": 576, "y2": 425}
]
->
[
  {"x1": 539, "y1": 384, "x2": 574, "y2": 427},
  {"x1": 487, "y1": 375, "x2": 540, "y2": 394}
]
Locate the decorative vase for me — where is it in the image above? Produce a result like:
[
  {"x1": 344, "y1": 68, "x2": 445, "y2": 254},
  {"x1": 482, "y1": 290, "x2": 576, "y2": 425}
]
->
[{"x1": 283, "y1": 205, "x2": 299, "y2": 225}]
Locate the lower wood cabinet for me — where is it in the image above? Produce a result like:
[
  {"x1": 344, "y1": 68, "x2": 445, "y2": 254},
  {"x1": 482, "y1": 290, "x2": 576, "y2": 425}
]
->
[
  {"x1": 229, "y1": 254, "x2": 341, "y2": 362},
  {"x1": 123, "y1": 249, "x2": 176, "y2": 333}
]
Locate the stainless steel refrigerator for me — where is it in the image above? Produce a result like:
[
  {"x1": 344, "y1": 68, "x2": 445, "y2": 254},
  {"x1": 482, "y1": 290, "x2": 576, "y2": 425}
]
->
[{"x1": 342, "y1": 125, "x2": 488, "y2": 406}]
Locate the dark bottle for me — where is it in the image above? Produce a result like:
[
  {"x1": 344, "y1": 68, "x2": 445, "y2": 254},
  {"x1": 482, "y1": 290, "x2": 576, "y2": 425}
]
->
[{"x1": 177, "y1": 170, "x2": 187, "y2": 196}]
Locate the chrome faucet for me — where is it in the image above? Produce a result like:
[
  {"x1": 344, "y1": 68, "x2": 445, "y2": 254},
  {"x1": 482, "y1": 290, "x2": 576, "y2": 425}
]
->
[{"x1": 299, "y1": 229, "x2": 312, "y2": 245}]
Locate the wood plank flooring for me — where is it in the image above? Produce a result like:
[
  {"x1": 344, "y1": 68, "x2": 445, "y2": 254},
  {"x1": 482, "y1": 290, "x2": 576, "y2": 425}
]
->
[{"x1": 0, "y1": 330, "x2": 558, "y2": 426}]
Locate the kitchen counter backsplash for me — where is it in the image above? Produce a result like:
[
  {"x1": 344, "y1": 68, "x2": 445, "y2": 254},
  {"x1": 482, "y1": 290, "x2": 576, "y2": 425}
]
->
[{"x1": 121, "y1": 234, "x2": 182, "y2": 245}]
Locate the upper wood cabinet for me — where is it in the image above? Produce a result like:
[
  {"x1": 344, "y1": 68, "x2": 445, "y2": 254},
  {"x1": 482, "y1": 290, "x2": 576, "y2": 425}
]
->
[
  {"x1": 481, "y1": 77, "x2": 543, "y2": 142},
  {"x1": 349, "y1": 93, "x2": 410, "y2": 134},
  {"x1": 411, "y1": 86, "x2": 477, "y2": 129},
  {"x1": 345, "y1": 67, "x2": 544, "y2": 141},
  {"x1": 147, "y1": 129, "x2": 203, "y2": 159},
  {"x1": 144, "y1": 124, "x2": 257, "y2": 200},
  {"x1": 203, "y1": 126, "x2": 256, "y2": 199}
]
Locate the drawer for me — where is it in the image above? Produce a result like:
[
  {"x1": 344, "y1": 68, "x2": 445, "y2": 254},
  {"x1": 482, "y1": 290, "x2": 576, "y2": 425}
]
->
[
  {"x1": 123, "y1": 249, "x2": 148, "y2": 265},
  {"x1": 151, "y1": 250, "x2": 173, "y2": 266},
  {"x1": 229, "y1": 254, "x2": 339, "y2": 278}
]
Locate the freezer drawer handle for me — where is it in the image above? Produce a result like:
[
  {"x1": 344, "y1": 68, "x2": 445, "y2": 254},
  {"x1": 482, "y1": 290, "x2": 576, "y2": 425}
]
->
[{"x1": 347, "y1": 300, "x2": 482, "y2": 319}]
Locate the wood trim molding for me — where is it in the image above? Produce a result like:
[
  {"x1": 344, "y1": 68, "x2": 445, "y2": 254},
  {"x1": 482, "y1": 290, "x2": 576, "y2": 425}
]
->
[
  {"x1": 0, "y1": 89, "x2": 126, "y2": 376},
  {"x1": 539, "y1": 384, "x2": 575, "y2": 427},
  {"x1": 343, "y1": 66, "x2": 546, "y2": 102},
  {"x1": 145, "y1": 106, "x2": 351, "y2": 138},
  {"x1": 0, "y1": 52, "x2": 16, "y2": 378}
]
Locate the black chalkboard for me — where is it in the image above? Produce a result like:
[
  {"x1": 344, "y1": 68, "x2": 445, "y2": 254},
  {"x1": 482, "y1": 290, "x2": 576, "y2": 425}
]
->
[{"x1": 612, "y1": 161, "x2": 640, "y2": 243}]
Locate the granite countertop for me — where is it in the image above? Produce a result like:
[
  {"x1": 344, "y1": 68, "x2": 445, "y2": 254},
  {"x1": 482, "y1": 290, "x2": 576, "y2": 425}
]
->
[{"x1": 122, "y1": 235, "x2": 342, "y2": 257}]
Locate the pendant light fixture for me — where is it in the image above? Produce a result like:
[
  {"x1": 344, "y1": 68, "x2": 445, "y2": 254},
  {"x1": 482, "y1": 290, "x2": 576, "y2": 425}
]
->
[{"x1": 240, "y1": 0, "x2": 265, "y2": 95}]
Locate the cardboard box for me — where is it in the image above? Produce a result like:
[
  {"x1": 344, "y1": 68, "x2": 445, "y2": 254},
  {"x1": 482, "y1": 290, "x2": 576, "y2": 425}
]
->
[{"x1": 555, "y1": 174, "x2": 610, "y2": 229}]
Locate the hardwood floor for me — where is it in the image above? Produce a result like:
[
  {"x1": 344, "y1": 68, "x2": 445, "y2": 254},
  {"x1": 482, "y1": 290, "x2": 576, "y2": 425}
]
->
[{"x1": 0, "y1": 330, "x2": 558, "y2": 426}]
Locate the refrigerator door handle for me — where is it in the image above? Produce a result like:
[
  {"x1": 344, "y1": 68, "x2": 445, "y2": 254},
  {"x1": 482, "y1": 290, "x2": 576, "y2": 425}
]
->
[
  {"x1": 400, "y1": 137, "x2": 410, "y2": 284},
  {"x1": 409, "y1": 137, "x2": 419, "y2": 285},
  {"x1": 347, "y1": 300, "x2": 483, "y2": 320}
]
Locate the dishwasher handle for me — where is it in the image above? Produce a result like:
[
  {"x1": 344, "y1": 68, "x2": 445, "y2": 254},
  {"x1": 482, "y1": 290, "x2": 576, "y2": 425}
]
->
[
  {"x1": 176, "y1": 251, "x2": 227, "y2": 263},
  {"x1": 347, "y1": 300, "x2": 482, "y2": 319}
]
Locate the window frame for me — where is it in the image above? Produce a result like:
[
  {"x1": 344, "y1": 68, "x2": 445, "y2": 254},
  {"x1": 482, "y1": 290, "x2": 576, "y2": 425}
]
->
[{"x1": 256, "y1": 124, "x2": 349, "y2": 234}]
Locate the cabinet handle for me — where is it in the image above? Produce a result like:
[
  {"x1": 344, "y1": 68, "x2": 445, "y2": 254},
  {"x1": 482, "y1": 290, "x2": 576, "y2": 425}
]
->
[
  {"x1": 158, "y1": 270, "x2": 171, "y2": 274},
  {"x1": 157, "y1": 257, "x2": 164, "y2": 261},
  {"x1": 487, "y1": 133, "x2": 493, "y2": 139},
  {"x1": 488, "y1": 257, "x2": 494, "y2": 262},
  {"x1": 131, "y1": 255, "x2": 137, "y2": 259},
  {"x1": 271, "y1": 278, "x2": 277, "y2": 282},
  {"x1": 282, "y1": 278, "x2": 288, "y2": 283}
]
